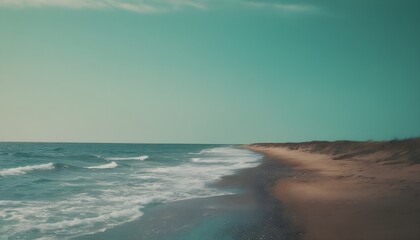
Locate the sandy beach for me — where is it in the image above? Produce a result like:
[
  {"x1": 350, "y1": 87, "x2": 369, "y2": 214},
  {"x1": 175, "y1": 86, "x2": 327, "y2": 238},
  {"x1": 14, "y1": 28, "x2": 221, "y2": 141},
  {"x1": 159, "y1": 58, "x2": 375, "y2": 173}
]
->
[{"x1": 247, "y1": 138, "x2": 420, "y2": 240}]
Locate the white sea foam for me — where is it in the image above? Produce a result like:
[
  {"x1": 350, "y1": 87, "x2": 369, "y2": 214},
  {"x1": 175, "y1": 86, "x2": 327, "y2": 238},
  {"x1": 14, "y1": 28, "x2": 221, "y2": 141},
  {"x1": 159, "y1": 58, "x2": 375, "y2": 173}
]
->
[
  {"x1": 106, "y1": 155, "x2": 148, "y2": 161},
  {"x1": 0, "y1": 146, "x2": 262, "y2": 239},
  {"x1": 191, "y1": 158, "x2": 202, "y2": 162},
  {"x1": 86, "y1": 162, "x2": 117, "y2": 169},
  {"x1": 147, "y1": 147, "x2": 262, "y2": 199},
  {"x1": 36, "y1": 207, "x2": 142, "y2": 230},
  {"x1": 0, "y1": 163, "x2": 54, "y2": 176},
  {"x1": 198, "y1": 147, "x2": 252, "y2": 155},
  {"x1": 0, "y1": 198, "x2": 143, "y2": 239},
  {"x1": 191, "y1": 157, "x2": 255, "y2": 164},
  {"x1": 191, "y1": 158, "x2": 225, "y2": 163}
]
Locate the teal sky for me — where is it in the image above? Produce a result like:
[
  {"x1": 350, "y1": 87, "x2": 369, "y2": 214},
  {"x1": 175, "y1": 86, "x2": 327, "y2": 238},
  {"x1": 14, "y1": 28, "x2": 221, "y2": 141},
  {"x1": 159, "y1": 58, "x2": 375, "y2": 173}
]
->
[{"x1": 1, "y1": 0, "x2": 419, "y2": 143}]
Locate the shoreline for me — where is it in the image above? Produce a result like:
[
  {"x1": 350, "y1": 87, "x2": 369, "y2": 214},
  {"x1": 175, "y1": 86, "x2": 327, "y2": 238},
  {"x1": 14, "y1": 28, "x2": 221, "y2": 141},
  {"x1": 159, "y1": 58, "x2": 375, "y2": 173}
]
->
[
  {"x1": 247, "y1": 139, "x2": 420, "y2": 240},
  {"x1": 76, "y1": 146, "x2": 297, "y2": 240}
]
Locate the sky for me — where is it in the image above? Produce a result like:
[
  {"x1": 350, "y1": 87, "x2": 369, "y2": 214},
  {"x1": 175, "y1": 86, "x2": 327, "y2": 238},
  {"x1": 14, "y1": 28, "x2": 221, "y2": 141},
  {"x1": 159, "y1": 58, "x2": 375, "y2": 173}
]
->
[{"x1": 0, "y1": 0, "x2": 420, "y2": 144}]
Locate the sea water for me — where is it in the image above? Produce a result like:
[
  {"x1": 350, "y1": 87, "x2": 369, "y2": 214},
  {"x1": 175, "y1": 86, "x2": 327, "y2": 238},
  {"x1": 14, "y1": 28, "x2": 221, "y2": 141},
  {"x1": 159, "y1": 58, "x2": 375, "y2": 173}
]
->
[{"x1": 0, "y1": 143, "x2": 261, "y2": 239}]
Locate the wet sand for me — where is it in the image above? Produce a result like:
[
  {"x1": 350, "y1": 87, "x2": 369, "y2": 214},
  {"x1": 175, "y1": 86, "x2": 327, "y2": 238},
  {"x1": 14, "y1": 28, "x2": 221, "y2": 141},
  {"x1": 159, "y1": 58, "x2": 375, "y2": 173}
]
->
[{"x1": 248, "y1": 139, "x2": 420, "y2": 240}]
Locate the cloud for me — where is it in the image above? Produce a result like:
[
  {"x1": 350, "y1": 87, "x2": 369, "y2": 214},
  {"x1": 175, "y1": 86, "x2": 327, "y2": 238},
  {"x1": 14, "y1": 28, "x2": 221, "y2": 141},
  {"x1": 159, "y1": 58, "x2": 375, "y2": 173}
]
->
[
  {"x1": 0, "y1": 0, "x2": 317, "y2": 13},
  {"x1": 0, "y1": 0, "x2": 206, "y2": 13},
  {"x1": 244, "y1": 1, "x2": 317, "y2": 13}
]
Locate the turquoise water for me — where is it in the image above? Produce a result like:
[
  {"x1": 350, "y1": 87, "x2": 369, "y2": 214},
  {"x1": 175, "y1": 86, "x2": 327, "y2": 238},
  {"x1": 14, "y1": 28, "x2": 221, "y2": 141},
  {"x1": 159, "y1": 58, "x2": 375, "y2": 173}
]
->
[{"x1": 0, "y1": 143, "x2": 261, "y2": 239}]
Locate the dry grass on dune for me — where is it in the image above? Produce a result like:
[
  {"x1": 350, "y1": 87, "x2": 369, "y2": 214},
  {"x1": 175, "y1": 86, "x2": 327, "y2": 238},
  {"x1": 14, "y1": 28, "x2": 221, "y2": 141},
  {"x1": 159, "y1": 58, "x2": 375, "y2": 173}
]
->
[{"x1": 251, "y1": 137, "x2": 420, "y2": 164}]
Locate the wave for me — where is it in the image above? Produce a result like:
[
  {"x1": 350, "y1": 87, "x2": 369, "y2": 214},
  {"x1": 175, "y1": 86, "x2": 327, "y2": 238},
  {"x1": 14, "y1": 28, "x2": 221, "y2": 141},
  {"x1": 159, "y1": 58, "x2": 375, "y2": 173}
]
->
[
  {"x1": 33, "y1": 178, "x2": 55, "y2": 183},
  {"x1": 67, "y1": 154, "x2": 103, "y2": 161},
  {"x1": 0, "y1": 163, "x2": 55, "y2": 176},
  {"x1": 10, "y1": 152, "x2": 35, "y2": 157},
  {"x1": 105, "y1": 155, "x2": 148, "y2": 161},
  {"x1": 6, "y1": 152, "x2": 102, "y2": 161},
  {"x1": 54, "y1": 163, "x2": 75, "y2": 169},
  {"x1": 0, "y1": 152, "x2": 13, "y2": 156},
  {"x1": 0, "y1": 146, "x2": 262, "y2": 239},
  {"x1": 198, "y1": 147, "x2": 247, "y2": 155},
  {"x1": 191, "y1": 157, "x2": 232, "y2": 164},
  {"x1": 36, "y1": 207, "x2": 142, "y2": 232},
  {"x1": 86, "y1": 162, "x2": 118, "y2": 169}
]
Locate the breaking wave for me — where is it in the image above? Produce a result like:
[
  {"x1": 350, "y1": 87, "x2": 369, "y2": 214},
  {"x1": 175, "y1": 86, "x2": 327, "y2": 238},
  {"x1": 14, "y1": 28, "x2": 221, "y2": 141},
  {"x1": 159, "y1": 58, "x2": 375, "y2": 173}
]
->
[
  {"x1": 0, "y1": 163, "x2": 55, "y2": 176},
  {"x1": 86, "y1": 162, "x2": 118, "y2": 169},
  {"x1": 105, "y1": 155, "x2": 148, "y2": 161}
]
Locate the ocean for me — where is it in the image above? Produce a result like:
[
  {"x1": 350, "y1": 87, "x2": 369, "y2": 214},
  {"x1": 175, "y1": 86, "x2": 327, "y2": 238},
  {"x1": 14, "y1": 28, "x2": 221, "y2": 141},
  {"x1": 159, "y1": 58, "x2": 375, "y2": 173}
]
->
[{"x1": 0, "y1": 143, "x2": 263, "y2": 240}]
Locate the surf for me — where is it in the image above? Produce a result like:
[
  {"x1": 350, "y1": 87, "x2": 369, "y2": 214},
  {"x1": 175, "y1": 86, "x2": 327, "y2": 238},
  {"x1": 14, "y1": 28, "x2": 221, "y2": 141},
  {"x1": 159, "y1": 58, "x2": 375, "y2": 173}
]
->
[
  {"x1": 0, "y1": 163, "x2": 55, "y2": 176},
  {"x1": 105, "y1": 155, "x2": 148, "y2": 161},
  {"x1": 86, "y1": 161, "x2": 118, "y2": 169}
]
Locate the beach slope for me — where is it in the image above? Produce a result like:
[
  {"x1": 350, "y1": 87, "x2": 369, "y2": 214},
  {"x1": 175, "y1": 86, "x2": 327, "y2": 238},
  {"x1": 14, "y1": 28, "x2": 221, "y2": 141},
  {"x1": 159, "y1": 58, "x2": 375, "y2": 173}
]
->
[{"x1": 247, "y1": 138, "x2": 420, "y2": 240}]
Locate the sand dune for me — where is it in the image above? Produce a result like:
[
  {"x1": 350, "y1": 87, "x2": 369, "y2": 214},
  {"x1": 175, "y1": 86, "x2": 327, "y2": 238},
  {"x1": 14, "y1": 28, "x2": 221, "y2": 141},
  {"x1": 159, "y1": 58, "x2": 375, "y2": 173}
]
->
[{"x1": 247, "y1": 138, "x2": 420, "y2": 240}]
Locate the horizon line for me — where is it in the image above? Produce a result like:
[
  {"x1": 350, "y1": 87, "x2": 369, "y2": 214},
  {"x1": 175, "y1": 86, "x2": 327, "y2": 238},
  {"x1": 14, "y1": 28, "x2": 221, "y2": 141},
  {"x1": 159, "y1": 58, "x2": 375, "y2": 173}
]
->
[
  {"x1": 1, "y1": 136, "x2": 418, "y2": 145},
  {"x1": 0, "y1": 140, "x2": 240, "y2": 145}
]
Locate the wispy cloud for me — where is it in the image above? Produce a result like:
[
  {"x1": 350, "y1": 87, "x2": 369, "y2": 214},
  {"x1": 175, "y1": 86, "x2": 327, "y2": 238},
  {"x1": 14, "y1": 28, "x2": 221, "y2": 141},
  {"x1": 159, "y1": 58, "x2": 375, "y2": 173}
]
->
[
  {"x1": 0, "y1": 0, "x2": 207, "y2": 13},
  {"x1": 244, "y1": 1, "x2": 317, "y2": 13},
  {"x1": 0, "y1": 0, "x2": 317, "y2": 13}
]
